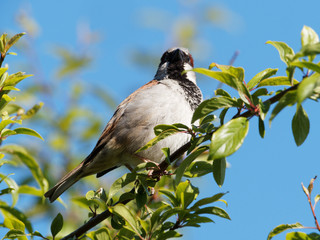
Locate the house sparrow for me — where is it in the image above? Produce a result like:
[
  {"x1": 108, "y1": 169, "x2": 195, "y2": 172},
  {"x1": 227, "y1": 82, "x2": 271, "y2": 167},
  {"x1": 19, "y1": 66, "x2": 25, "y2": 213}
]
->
[{"x1": 45, "y1": 47, "x2": 202, "y2": 202}]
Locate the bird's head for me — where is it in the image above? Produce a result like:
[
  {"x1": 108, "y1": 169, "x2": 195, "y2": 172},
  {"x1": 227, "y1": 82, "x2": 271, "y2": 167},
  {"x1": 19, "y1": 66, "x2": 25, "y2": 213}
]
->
[{"x1": 154, "y1": 47, "x2": 196, "y2": 83}]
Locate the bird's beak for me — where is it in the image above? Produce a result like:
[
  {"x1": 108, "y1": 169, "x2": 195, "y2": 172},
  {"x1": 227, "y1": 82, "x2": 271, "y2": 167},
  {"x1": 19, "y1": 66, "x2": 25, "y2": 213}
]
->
[{"x1": 171, "y1": 49, "x2": 184, "y2": 62}]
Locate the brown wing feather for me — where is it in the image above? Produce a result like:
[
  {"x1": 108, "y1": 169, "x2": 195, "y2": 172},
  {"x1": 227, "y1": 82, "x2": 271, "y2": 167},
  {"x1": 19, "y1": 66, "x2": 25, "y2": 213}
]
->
[{"x1": 84, "y1": 80, "x2": 160, "y2": 166}]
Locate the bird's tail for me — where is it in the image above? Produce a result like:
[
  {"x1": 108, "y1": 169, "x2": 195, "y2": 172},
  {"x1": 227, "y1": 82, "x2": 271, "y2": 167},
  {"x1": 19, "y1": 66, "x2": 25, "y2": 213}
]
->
[{"x1": 44, "y1": 164, "x2": 85, "y2": 203}]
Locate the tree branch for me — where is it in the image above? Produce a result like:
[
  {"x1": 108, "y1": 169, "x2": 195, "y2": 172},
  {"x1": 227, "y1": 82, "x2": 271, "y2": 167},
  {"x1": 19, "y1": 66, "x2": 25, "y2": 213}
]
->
[{"x1": 61, "y1": 82, "x2": 300, "y2": 239}]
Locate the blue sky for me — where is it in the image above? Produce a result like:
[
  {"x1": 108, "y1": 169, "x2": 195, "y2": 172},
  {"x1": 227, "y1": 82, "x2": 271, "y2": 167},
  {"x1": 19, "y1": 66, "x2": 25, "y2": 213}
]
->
[{"x1": 2, "y1": 0, "x2": 320, "y2": 239}]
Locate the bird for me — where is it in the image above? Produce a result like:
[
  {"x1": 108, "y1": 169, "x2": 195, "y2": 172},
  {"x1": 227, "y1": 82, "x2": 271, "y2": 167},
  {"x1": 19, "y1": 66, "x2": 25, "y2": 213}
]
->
[{"x1": 44, "y1": 47, "x2": 203, "y2": 202}]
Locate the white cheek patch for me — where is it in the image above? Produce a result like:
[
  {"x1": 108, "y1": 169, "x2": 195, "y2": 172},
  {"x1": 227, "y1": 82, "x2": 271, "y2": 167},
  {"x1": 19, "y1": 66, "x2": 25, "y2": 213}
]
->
[{"x1": 183, "y1": 63, "x2": 196, "y2": 84}]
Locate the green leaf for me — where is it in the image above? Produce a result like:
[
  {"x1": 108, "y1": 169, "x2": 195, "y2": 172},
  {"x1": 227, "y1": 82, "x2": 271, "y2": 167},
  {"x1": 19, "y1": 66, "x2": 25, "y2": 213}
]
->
[
  {"x1": 193, "y1": 67, "x2": 252, "y2": 105},
  {"x1": 267, "y1": 223, "x2": 304, "y2": 240},
  {"x1": 159, "y1": 207, "x2": 185, "y2": 224},
  {"x1": 0, "y1": 119, "x2": 21, "y2": 133},
  {"x1": 9, "y1": 127, "x2": 43, "y2": 140},
  {"x1": 5, "y1": 33, "x2": 26, "y2": 53},
  {"x1": 0, "y1": 188, "x2": 14, "y2": 196},
  {"x1": 0, "y1": 72, "x2": 8, "y2": 87},
  {"x1": 258, "y1": 117, "x2": 265, "y2": 138},
  {"x1": 212, "y1": 158, "x2": 226, "y2": 187},
  {"x1": 31, "y1": 231, "x2": 46, "y2": 238},
  {"x1": 159, "y1": 189, "x2": 179, "y2": 207},
  {"x1": 157, "y1": 230, "x2": 182, "y2": 240},
  {"x1": 2, "y1": 86, "x2": 20, "y2": 91},
  {"x1": 135, "y1": 185, "x2": 147, "y2": 209},
  {"x1": 89, "y1": 227, "x2": 111, "y2": 240},
  {"x1": 0, "y1": 94, "x2": 15, "y2": 111},
  {"x1": 297, "y1": 73, "x2": 320, "y2": 105},
  {"x1": 135, "y1": 128, "x2": 180, "y2": 153},
  {"x1": 0, "y1": 145, "x2": 48, "y2": 192},
  {"x1": 315, "y1": 194, "x2": 320, "y2": 206},
  {"x1": 4, "y1": 72, "x2": 32, "y2": 87},
  {"x1": 0, "y1": 68, "x2": 8, "y2": 77},
  {"x1": 0, "y1": 200, "x2": 33, "y2": 233},
  {"x1": 247, "y1": 68, "x2": 278, "y2": 90},
  {"x1": 0, "y1": 174, "x2": 19, "y2": 207},
  {"x1": 258, "y1": 99, "x2": 270, "y2": 121},
  {"x1": 215, "y1": 88, "x2": 231, "y2": 98},
  {"x1": 295, "y1": 42, "x2": 320, "y2": 60},
  {"x1": 290, "y1": 61, "x2": 320, "y2": 74},
  {"x1": 193, "y1": 68, "x2": 239, "y2": 89},
  {"x1": 150, "y1": 204, "x2": 170, "y2": 230},
  {"x1": 257, "y1": 76, "x2": 298, "y2": 88},
  {"x1": 208, "y1": 117, "x2": 249, "y2": 160},
  {"x1": 2, "y1": 229, "x2": 26, "y2": 240},
  {"x1": 174, "y1": 146, "x2": 207, "y2": 185},
  {"x1": 269, "y1": 90, "x2": 297, "y2": 125},
  {"x1": 286, "y1": 232, "x2": 320, "y2": 240},
  {"x1": 301, "y1": 26, "x2": 319, "y2": 47},
  {"x1": 191, "y1": 192, "x2": 227, "y2": 209},
  {"x1": 292, "y1": 105, "x2": 310, "y2": 146},
  {"x1": 184, "y1": 215, "x2": 214, "y2": 227},
  {"x1": 110, "y1": 204, "x2": 142, "y2": 236},
  {"x1": 266, "y1": 41, "x2": 295, "y2": 64},
  {"x1": 18, "y1": 185, "x2": 42, "y2": 197},
  {"x1": 50, "y1": 213, "x2": 63, "y2": 238},
  {"x1": 3, "y1": 217, "x2": 25, "y2": 234},
  {"x1": 154, "y1": 123, "x2": 189, "y2": 136},
  {"x1": 175, "y1": 180, "x2": 199, "y2": 209},
  {"x1": 108, "y1": 173, "x2": 136, "y2": 201},
  {"x1": 192, "y1": 96, "x2": 238, "y2": 123},
  {"x1": 184, "y1": 160, "x2": 213, "y2": 178},
  {"x1": 21, "y1": 102, "x2": 43, "y2": 120},
  {"x1": 195, "y1": 206, "x2": 230, "y2": 220}
]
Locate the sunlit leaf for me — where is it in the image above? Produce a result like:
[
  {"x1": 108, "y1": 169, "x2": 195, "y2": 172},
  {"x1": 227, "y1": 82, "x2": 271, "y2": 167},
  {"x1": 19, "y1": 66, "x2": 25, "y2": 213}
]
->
[
  {"x1": 0, "y1": 173, "x2": 19, "y2": 207},
  {"x1": 297, "y1": 73, "x2": 320, "y2": 105},
  {"x1": 257, "y1": 76, "x2": 298, "y2": 87},
  {"x1": 192, "y1": 96, "x2": 238, "y2": 123},
  {"x1": 295, "y1": 42, "x2": 320, "y2": 60},
  {"x1": 4, "y1": 72, "x2": 32, "y2": 87},
  {"x1": 0, "y1": 94, "x2": 15, "y2": 111},
  {"x1": 108, "y1": 173, "x2": 136, "y2": 201},
  {"x1": 0, "y1": 145, "x2": 48, "y2": 192},
  {"x1": 110, "y1": 204, "x2": 142, "y2": 236},
  {"x1": 247, "y1": 68, "x2": 278, "y2": 90},
  {"x1": 195, "y1": 206, "x2": 230, "y2": 220},
  {"x1": 4, "y1": 217, "x2": 25, "y2": 232},
  {"x1": 209, "y1": 117, "x2": 249, "y2": 160},
  {"x1": 21, "y1": 102, "x2": 43, "y2": 120},
  {"x1": 11, "y1": 128, "x2": 43, "y2": 140},
  {"x1": 266, "y1": 41, "x2": 295, "y2": 64},
  {"x1": 290, "y1": 61, "x2": 320, "y2": 74},
  {"x1": 5, "y1": 33, "x2": 26, "y2": 53},
  {"x1": 301, "y1": 26, "x2": 319, "y2": 47},
  {"x1": 191, "y1": 192, "x2": 227, "y2": 209},
  {"x1": 18, "y1": 185, "x2": 42, "y2": 197},
  {"x1": 0, "y1": 200, "x2": 33, "y2": 233},
  {"x1": 267, "y1": 223, "x2": 304, "y2": 240},
  {"x1": 135, "y1": 128, "x2": 180, "y2": 153}
]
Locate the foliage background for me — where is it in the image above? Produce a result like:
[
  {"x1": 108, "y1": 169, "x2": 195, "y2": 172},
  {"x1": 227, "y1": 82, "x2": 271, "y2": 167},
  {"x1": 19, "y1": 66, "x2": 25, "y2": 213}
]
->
[{"x1": 1, "y1": 0, "x2": 320, "y2": 239}]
